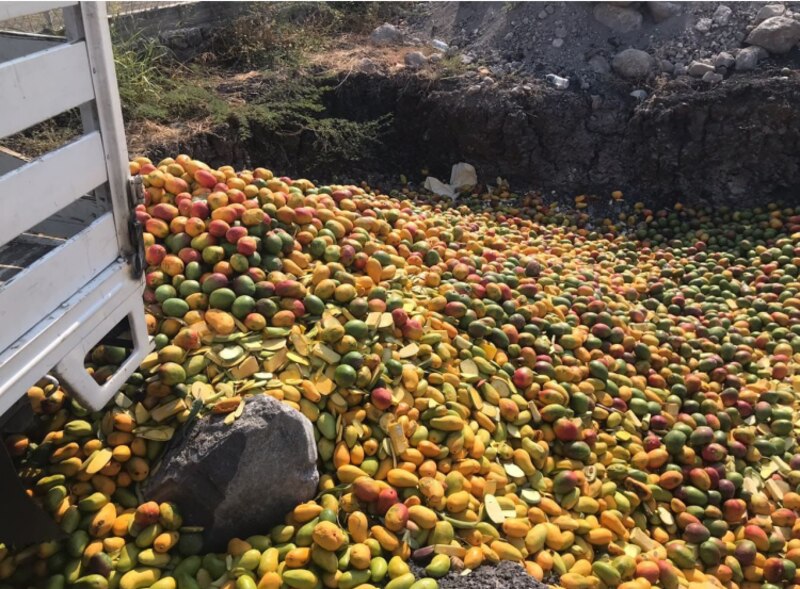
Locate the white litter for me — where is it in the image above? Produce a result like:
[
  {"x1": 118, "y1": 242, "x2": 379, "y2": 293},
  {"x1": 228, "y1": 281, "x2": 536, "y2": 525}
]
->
[{"x1": 424, "y1": 162, "x2": 477, "y2": 200}]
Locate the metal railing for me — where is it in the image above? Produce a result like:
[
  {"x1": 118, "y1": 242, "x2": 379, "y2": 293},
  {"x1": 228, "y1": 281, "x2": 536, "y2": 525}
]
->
[
  {"x1": 1, "y1": 1, "x2": 195, "y2": 34},
  {"x1": 0, "y1": 2, "x2": 149, "y2": 413}
]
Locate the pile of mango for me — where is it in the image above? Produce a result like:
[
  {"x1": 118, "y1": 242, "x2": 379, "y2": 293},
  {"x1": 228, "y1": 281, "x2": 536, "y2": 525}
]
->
[{"x1": 3, "y1": 154, "x2": 800, "y2": 589}]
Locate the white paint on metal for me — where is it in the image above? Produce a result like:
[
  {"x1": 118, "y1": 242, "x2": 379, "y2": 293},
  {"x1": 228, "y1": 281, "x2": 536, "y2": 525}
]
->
[
  {"x1": 0, "y1": 133, "x2": 107, "y2": 248},
  {"x1": 0, "y1": 2, "x2": 76, "y2": 23},
  {"x1": 0, "y1": 31, "x2": 63, "y2": 62},
  {"x1": 0, "y1": 213, "x2": 118, "y2": 353},
  {"x1": 0, "y1": 41, "x2": 94, "y2": 137},
  {"x1": 0, "y1": 261, "x2": 145, "y2": 414},
  {"x1": 79, "y1": 2, "x2": 134, "y2": 255},
  {"x1": 0, "y1": 2, "x2": 148, "y2": 415}
]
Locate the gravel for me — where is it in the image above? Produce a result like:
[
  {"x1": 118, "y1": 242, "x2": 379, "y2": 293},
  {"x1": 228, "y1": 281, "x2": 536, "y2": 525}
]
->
[
  {"x1": 407, "y1": 2, "x2": 799, "y2": 85},
  {"x1": 409, "y1": 561, "x2": 555, "y2": 589}
]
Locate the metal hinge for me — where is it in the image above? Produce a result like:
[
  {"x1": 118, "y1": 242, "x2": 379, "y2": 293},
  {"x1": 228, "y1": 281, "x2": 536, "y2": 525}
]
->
[{"x1": 127, "y1": 176, "x2": 145, "y2": 279}]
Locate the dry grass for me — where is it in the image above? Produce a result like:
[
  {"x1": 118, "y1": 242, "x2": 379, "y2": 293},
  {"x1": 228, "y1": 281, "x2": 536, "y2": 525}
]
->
[
  {"x1": 308, "y1": 36, "x2": 414, "y2": 74},
  {"x1": 0, "y1": 112, "x2": 82, "y2": 159}
]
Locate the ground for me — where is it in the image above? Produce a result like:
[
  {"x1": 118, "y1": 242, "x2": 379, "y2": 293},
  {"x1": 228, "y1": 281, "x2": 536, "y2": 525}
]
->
[{"x1": 3, "y1": 1, "x2": 800, "y2": 206}]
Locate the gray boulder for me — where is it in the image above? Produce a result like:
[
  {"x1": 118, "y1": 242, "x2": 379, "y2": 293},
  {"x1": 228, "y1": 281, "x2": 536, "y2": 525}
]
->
[
  {"x1": 713, "y1": 52, "x2": 735, "y2": 71},
  {"x1": 713, "y1": 5, "x2": 732, "y2": 25},
  {"x1": 404, "y1": 51, "x2": 427, "y2": 69},
  {"x1": 593, "y1": 3, "x2": 643, "y2": 33},
  {"x1": 755, "y1": 4, "x2": 785, "y2": 24},
  {"x1": 611, "y1": 48, "x2": 653, "y2": 79},
  {"x1": 746, "y1": 16, "x2": 800, "y2": 53},
  {"x1": 735, "y1": 46, "x2": 763, "y2": 71},
  {"x1": 688, "y1": 60, "x2": 715, "y2": 77},
  {"x1": 357, "y1": 58, "x2": 379, "y2": 74},
  {"x1": 648, "y1": 2, "x2": 682, "y2": 23},
  {"x1": 695, "y1": 18, "x2": 713, "y2": 33},
  {"x1": 370, "y1": 23, "x2": 403, "y2": 46},
  {"x1": 143, "y1": 395, "x2": 319, "y2": 551}
]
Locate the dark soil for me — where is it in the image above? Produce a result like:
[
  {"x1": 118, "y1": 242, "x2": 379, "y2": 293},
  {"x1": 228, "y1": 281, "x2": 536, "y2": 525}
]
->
[
  {"x1": 148, "y1": 66, "x2": 800, "y2": 209},
  {"x1": 134, "y1": 1, "x2": 800, "y2": 210}
]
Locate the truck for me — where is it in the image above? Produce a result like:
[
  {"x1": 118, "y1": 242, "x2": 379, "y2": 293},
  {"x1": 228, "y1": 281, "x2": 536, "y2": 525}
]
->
[{"x1": 0, "y1": 1, "x2": 149, "y2": 544}]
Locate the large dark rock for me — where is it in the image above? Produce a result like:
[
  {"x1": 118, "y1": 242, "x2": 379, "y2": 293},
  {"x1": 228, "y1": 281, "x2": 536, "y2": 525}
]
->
[{"x1": 143, "y1": 395, "x2": 318, "y2": 550}]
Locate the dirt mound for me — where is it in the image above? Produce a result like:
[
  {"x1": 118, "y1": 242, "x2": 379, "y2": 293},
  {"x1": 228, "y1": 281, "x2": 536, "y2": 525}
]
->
[{"x1": 407, "y1": 1, "x2": 800, "y2": 87}]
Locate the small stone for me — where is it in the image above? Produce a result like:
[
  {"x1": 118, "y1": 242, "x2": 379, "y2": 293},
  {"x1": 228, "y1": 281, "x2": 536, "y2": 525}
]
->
[
  {"x1": 588, "y1": 54, "x2": 611, "y2": 74},
  {"x1": 695, "y1": 18, "x2": 713, "y2": 33},
  {"x1": 674, "y1": 64, "x2": 688, "y2": 76},
  {"x1": 481, "y1": 76, "x2": 495, "y2": 86},
  {"x1": 593, "y1": 3, "x2": 643, "y2": 33},
  {"x1": 370, "y1": 23, "x2": 403, "y2": 46},
  {"x1": 611, "y1": 48, "x2": 653, "y2": 79},
  {"x1": 659, "y1": 59, "x2": 675, "y2": 73},
  {"x1": 143, "y1": 396, "x2": 318, "y2": 551},
  {"x1": 713, "y1": 51, "x2": 735, "y2": 70},
  {"x1": 630, "y1": 89, "x2": 648, "y2": 100},
  {"x1": 648, "y1": 1, "x2": 682, "y2": 23},
  {"x1": 460, "y1": 54, "x2": 474, "y2": 65},
  {"x1": 713, "y1": 5, "x2": 732, "y2": 25},
  {"x1": 688, "y1": 60, "x2": 715, "y2": 77},
  {"x1": 755, "y1": 4, "x2": 785, "y2": 24},
  {"x1": 431, "y1": 39, "x2": 449, "y2": 52},
  {"x1": 552, "y1": 38, "x2": 564, "y2": 48},
  {"x1": 404, "y1": 51, "x2": 427, "y2": 69},
  {"x1": 546, "y1": 5, "x2": 555, "y2": 14},
  {"x1": 429, "y1": 53, "x2": 442, "y2": 64},
  {"x1": 538, "y1": 10, "x2": 548, "y2": 20},
  {"x1": 735, "y1": 46, "x2": 761, "y2": 70},
  {"x1": 746, "y1": 16, "x2": 800, "y2": 53},
  {"x1": 466, "y1": 85, "x2": 482, "y2": 94},
  {"x1": 555, "y1": 26, "x2": 567, "y2": 38},
  {"x1": 504, "y1": 32, "x2": 514, "y2": 41},
  {"x1": 356, "y1": 58, "x2": 379, "y2": 74},
  {"x1": 702, "y1": 71, "x2": 724, "y2": 84}
]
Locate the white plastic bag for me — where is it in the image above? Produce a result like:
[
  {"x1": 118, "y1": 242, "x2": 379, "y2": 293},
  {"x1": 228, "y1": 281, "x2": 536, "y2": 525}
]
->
[
  {"x1": 449, "y1": 163, "x2": 477, "y2": 191},
  {"x1": 424, "y1": 163, "x2": 477, "y2": 200}
]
